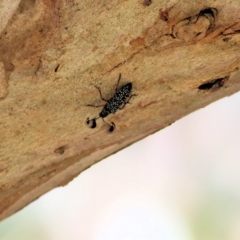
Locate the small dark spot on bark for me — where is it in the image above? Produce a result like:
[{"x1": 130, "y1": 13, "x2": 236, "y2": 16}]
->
[
  {"x1": 168, "y1": 121, "x2": 175, "y2": 127},
  {"x1": 159, "y1": 3, "x2": 179, "y2": 22},
  {"x1": 222, "y1": 37, "x2": 231, "y2": 42},
  {"x1": 143, "y1": 0, "x2": 152, "y2": 6},
  {"x1": 159, "y1": 8, "x2": 170, "y2": 21},
  {"x1": 18, "y1": 0, "x2": 36, "y2": 14},
  {"x1": 198, "y1": 76, "x2": 229, "y2": 91},
  {"x1": 41, "y1": 98, "x2": 47, "y2": 105},
  {"x1": 196, "y1": 32, "x2": 203, "y2": 37},
  {"x1": 199, "y1": 8, "x2": 217, "y2": 18},
  {"x1": 54, "y1": 145, "x2": 67, "y2": 155},
  {"x1": 54, "y1": 64, "x2": 60, "y2": 72}
]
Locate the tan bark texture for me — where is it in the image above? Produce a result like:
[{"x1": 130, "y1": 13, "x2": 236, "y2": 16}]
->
[{"x1": 0, "y1": 0, "x2": 240, "y2": 221}]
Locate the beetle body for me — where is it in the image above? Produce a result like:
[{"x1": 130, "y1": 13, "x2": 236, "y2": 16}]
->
[
  {"x1": 100, "y1": 83, "x2": 132, "y2": 118},
  {"x1": 86, "y1": 75, "x2": 135, "y2": 132}
]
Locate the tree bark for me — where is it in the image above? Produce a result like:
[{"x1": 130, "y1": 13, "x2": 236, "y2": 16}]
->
[{"x1": 0, "y1": 0, "x2": 240, "y2": 221}]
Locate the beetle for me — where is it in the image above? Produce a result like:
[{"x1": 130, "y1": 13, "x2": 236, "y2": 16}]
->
[{"x1": 86, "y1": 73, "x2": 136, "y2": 132}]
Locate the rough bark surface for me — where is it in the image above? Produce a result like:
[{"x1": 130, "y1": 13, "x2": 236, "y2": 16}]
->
[{"x1": 0, "y1": 0, "x2": 240, "y2": 221}]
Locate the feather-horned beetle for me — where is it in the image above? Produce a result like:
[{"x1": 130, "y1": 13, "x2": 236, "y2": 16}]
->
[{"x1": 86, "y1": 74, "x2": 136, "y2": 132}]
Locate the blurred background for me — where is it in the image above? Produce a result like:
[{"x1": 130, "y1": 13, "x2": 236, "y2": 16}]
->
[{"x1": 1, "y1": 91, "x2": 240, "y2": 240}]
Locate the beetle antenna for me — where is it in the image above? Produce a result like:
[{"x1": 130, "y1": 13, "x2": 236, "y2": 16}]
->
[{"x1": 115, "y1": 73, "x2": 122, "y2": 92}]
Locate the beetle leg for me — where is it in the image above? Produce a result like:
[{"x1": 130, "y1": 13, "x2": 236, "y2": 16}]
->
[
  {"x1": 108, "y1": 122, "x2": 115, "y2": 132},
  {"x1": 119, "y1": 94, "x2": 137, "y2": 110},
  {"x1": 102, "y1": 118, "x2": 115, "y2": 132},
  {"x1": 94, "y1": 86, "x2": 109, "y2": 102},
  {"x1": 86, "y1": 104, "x2": 105, "y2": 108}
]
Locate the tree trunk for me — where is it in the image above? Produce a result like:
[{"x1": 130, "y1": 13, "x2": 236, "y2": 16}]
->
[{"x1": 0, "y1": 0, "x2": 240, "y2": 221}]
